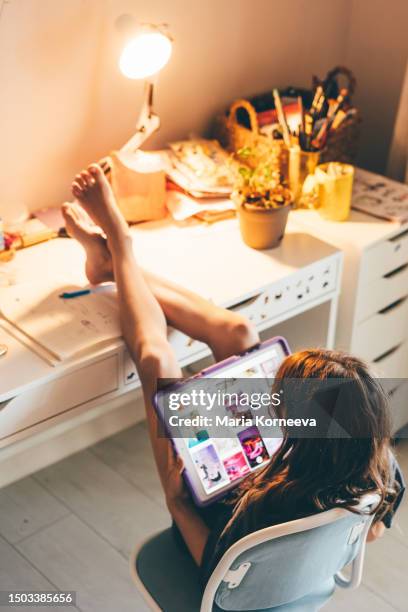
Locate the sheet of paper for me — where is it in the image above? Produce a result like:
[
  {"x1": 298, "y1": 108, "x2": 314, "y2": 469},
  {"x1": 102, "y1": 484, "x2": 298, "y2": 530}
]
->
[
  {"x1": 166, "y1": 190, "x2": 235, "y2": 221},
  {"x1": 0, "y1": 280, "x2": 120, "y2": 361}
]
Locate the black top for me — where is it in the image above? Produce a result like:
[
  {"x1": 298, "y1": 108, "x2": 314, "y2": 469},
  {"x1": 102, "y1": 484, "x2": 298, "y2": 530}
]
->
[{"x1": 197, "y1": 454, "x2": 406, "y2": 584}]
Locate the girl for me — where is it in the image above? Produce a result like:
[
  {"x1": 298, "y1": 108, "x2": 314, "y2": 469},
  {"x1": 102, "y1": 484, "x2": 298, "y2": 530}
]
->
[{"x1": 64, "y1": 164, "x2": 404, "y2": 587}]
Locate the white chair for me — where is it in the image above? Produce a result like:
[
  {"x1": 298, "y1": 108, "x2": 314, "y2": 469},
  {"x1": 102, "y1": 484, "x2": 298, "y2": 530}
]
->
[{"x1": 130, "y1": 493, "x2": 379, "y2": 612}]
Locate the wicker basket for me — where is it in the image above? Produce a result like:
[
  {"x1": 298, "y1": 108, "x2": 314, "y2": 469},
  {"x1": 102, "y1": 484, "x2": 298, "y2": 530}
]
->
[
  {"x1": 214, "y1": 99, "x2": 285, "y2": 171},
  {"x1": 214, "y1": 66, "x2": 361, "y2": 166}
]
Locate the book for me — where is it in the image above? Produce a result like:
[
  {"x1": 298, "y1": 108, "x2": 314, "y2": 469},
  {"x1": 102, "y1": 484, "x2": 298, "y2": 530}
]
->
[
  {"x1": 352, "y1": 168, "x2": 408, "y2": 223},
  {"x1": 0, "y1": 279, "x2": 121, "y2": 363}
]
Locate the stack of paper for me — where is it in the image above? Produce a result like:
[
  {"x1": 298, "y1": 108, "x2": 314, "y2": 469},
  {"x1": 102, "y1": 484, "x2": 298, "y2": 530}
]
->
[
  {"x1": 166, "y1": 190, "x2": 235, "y2": 222},
  {"x1": 164, "y1": 139, "x2": 239, "y2": 198}
]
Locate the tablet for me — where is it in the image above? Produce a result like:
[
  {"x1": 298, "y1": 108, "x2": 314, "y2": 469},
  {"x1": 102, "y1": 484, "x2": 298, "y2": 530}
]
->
[{"x1": 153, "y1": 336, "x2": 291, "y2": 506}]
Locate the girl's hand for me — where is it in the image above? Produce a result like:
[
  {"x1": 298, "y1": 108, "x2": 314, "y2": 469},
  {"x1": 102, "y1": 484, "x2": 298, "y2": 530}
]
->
[
  {"x1": 163, "y1": 441, "x2": 191, "y2": 510},
  {"x1": 366, "y1": 520, "x2": 385, "y2": 543}
]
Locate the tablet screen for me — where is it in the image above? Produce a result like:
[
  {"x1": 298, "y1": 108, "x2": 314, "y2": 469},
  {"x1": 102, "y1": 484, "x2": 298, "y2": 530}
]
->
[{"x1": 155, "y1": 337, "x2": 290, "y2": 504}]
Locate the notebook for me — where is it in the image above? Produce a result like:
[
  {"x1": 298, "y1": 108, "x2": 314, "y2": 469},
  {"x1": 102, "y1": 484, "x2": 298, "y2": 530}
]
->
[
  {"x1": 352, "y1": 168, "x2": 408, "y2": 223},
  {"x1": 0, "y1": 279, "x2": 121, "y2": 363}
]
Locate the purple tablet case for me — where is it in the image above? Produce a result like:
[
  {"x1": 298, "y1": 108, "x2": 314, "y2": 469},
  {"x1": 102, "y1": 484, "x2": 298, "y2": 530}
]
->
[{"x1": 153, "y1": 336, "x2": 291, "y2": 506}]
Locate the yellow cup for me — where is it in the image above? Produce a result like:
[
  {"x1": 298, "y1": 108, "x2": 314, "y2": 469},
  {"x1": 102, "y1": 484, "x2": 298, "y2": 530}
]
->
[
  {"x1": 286, "y1": 146, "x2": 320, "y2": 208},
  {"x1": 316, "y1": 163, "x2": 354, "y2": 222}
]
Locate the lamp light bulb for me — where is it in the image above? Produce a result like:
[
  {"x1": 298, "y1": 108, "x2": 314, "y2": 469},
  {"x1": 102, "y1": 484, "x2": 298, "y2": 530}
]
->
[{"x1": 119, "y1": 31, "x2": 172, "y2": 79}]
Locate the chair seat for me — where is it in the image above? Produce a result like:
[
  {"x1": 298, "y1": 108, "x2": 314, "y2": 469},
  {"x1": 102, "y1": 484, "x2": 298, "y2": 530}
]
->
[
  {"x1": 135, "y1": 528, "x2": 203, "y2": 612},
  {"x1": 133, "y1": 529, "x2": 334, "y2": 612}
]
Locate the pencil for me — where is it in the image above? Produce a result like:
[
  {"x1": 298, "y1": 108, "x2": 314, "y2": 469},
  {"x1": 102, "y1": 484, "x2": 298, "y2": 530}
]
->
[{"x1": 273, "y1": 89, "x2": 291, "y2": 147}]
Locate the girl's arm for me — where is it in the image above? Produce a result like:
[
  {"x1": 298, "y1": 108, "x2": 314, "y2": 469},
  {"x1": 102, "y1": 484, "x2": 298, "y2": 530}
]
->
[{"x1": 165, "y1": 444, "x2": 210, "y2": 565}]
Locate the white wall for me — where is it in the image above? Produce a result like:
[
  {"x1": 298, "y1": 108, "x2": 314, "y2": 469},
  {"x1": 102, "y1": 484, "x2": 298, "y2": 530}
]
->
[
  {"x1": 3, "y1": 1, "x2": 407, "y2": 218},
  {"x1": 346, "y1": 0, "x2": 408, "y2": 175},
  {"x1": 0, "y1": 0, "x2": 351, "y2": 217}
]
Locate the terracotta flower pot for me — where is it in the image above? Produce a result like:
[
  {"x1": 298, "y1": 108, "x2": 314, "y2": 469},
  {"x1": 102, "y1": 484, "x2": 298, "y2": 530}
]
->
[{"x1": 236, "y1": 201, "x2": 292, "y2": 249}]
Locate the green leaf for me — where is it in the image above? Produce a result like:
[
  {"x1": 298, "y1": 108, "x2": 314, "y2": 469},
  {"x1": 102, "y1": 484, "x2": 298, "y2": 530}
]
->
[
  {"x1": 238, "y1": 146, "x2": 252, "y2": 159},
  {"x1": 238, "y1": 167, "x2": 251, "y2": 179}
]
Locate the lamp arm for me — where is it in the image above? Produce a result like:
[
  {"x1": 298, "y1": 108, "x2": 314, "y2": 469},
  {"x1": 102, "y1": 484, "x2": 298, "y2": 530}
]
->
[{"x1": 121, "y1": 80, "x2": 161, "y2": 152}]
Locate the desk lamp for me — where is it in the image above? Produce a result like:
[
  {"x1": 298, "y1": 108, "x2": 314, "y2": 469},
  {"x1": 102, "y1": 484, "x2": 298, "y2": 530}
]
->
[{"x1": 117, "y1": 22, "x2": 172, "y2": 153}]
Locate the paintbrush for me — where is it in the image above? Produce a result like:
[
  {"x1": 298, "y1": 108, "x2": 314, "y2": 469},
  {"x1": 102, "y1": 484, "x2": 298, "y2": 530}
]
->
[{"x1": 310, "y1": 85, "x2": 323, "y2": 115}]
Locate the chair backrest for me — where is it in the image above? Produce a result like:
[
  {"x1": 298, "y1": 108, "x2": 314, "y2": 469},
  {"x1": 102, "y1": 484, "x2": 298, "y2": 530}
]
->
[{"x1": 201, "y1": 493, "x2": 379, "y2": 612}]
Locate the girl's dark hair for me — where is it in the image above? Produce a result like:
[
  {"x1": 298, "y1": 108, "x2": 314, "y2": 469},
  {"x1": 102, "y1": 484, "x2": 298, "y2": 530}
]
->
[{"x1": 227, "y1": 349, "x2": 399, "y2": 529}]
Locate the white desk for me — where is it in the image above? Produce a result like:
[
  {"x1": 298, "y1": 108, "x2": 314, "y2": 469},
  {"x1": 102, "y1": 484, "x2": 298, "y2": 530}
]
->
[
  {"x1": 294, "y1": 181, "x2": 408, "y2": 433},
  {"x1": 0, "y1": 216, "x2": 342, "y2": 486}
]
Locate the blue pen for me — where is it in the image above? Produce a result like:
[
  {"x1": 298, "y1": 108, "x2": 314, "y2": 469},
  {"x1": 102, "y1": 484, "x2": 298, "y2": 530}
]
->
[
  {"x1": 59, "y1": 289, "x2": 92, "y2": 299},
  {"x1": 59, "y1": 285, "x2": 114, "y2": 299}
]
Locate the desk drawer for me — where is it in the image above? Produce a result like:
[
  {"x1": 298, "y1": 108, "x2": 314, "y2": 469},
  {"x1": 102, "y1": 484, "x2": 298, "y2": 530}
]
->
[
  {"x1": 361, "y1": 230, "x2": 408, "y2": 284},
  {"x1": 0, "y1": 355, "x2": 118, "y2": 440},
  {"x1": 230, "y1": 257, "x2": 338, "y2": 329},
  {"x1": 388, "y1": 381, "x2": 408, "y2": 433},
  {"x1": 352, "y1": 298, "x2": 408, "y2": 362},
  {"x1": 371, "y1": 342, "x2": 408, "y2": 378},
  {"x1": 357, "y1": 264, "x2": 408, "y2": 321}
]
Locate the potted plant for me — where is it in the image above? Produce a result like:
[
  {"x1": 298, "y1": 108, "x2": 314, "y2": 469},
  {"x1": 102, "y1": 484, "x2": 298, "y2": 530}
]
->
[{"x1": 232, "y1": 146, "x2": 293, "y2": 249}]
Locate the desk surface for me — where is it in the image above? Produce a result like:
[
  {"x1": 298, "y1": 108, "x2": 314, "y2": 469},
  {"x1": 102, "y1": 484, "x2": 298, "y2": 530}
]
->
[
  {"x1": 129, "y1": 217, "x2": 340, "y2": 306},
  {"x1": 294, "y1": 208, "x2": 405, "y2": 250},
  {"x1": 0, "y1": 216, "x2": 340, "y2": 401},
  {"x1": 1, "y1": 216, "x2": 339, "y2": 307}
]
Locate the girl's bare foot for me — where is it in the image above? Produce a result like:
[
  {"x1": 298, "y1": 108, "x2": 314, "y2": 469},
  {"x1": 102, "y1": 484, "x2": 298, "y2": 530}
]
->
[
  {"x1": 62, "y1": 202, "x2": 113, "y2": 285},
  {"x1": 71, "y1": 163, "x2": 130, "y2": 244}
]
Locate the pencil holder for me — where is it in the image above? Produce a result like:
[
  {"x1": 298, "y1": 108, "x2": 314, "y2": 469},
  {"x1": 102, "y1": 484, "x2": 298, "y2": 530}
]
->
[
  {"x1": 285, "y1": 146, "x2": 320, "y2": 208},
  {"x1": 315, "y1": 163, "x2": 354, "y2": 221}
]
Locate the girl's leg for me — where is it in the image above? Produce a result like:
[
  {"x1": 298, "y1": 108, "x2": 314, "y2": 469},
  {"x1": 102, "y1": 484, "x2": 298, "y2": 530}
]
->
[
  {"x1": 67, "y1": 170, "x2": 181, "y2": 491},
  {"x1": 63, "y1": 204, "x2": 259, "y2": 361},
  {"x1": 142, "y1": 269, "x2": 260, "y2": 361},
  {"x1": 68, "y1": 166, "x2": 213, "y2": 565}
]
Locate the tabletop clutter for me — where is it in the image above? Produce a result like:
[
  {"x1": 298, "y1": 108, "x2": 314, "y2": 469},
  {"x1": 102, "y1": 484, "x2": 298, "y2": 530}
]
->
[{"x1": 0, "y1": 64, "x2": 400, "y2": 258}]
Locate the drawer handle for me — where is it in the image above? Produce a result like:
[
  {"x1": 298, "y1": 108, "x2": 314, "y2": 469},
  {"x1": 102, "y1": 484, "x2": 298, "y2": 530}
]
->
[
  {"x1": 373, "y1": 344, "x2": 402, "y2": 363},
  {"x1": 378, "y1": 296, "x2": 407, "y2": 315},
  {"x1": 388, "y1": 385, "x2": 400, "y2": 398},
  {"x1": 390, "y1": 229, "x2": 408, "y2": 243},
  {"x1": 228, "y1": 293, "x2": 262, "y2": 311},
  {"x1": 383, "y1": 263, "x2": 408, "y2": 279},
  {"x1": 0, "y1": 398, "x2": 16, "y2": 412}
]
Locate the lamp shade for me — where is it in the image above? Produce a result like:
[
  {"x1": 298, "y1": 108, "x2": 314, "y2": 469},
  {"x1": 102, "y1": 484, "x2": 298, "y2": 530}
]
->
[{"x1": 119, "y1": 31, "x2": 172, "y2": 80}]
